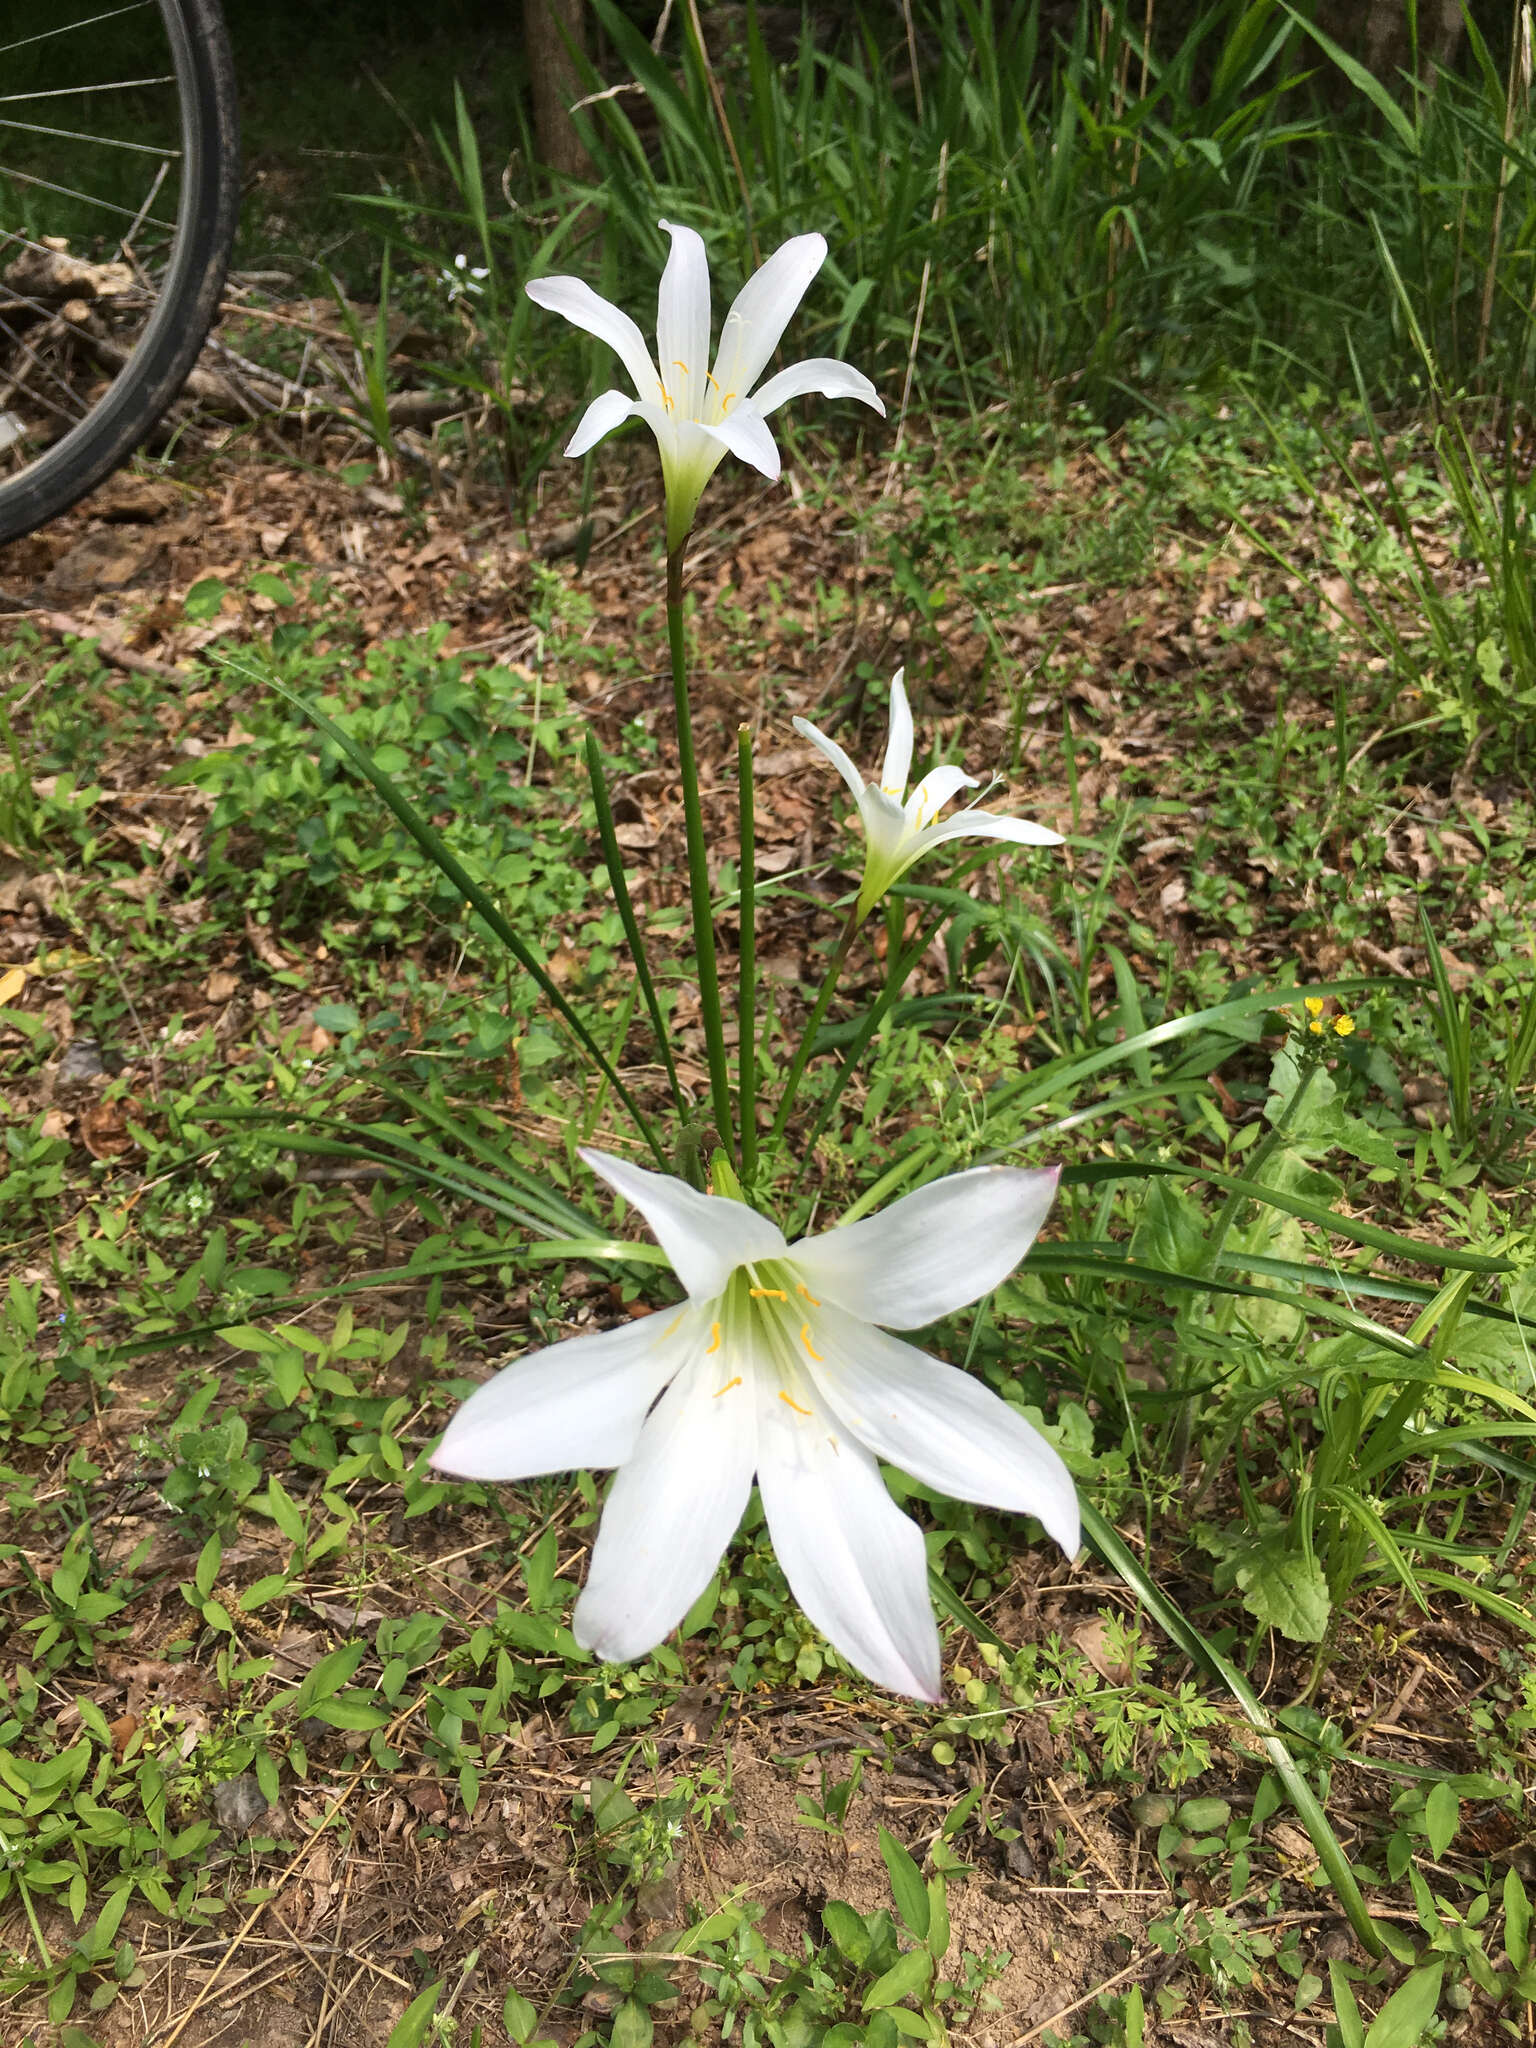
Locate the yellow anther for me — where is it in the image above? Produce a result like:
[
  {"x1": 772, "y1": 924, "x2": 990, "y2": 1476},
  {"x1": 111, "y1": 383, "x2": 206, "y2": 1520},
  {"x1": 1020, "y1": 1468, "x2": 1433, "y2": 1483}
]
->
[
  {"x1": 779, "y1": 1390, "x2": 812, "y2": 1416},
  {"x1": 705, "y1": 1321, "x2": 722, "y2": 1354},
  {"x1": 705, "y1": 371, "x2": 722, "y2": 392},
  {"x1": 1334, "y1": 1015, "x2": 1356, "y2": 1037},
  {"x1": 721, "y1": 390, "x2": 736, "y2": 411},
  {"x1": 1304, "y1": 996, "x2": 1324, "y2": 1017},
  {"x1": 799, "y1": 1323, "x2": 824, "y2": 1363},
  {"x1": 750, "y1": 1287, "x2": 788, "y2": 1301},
  {"x1": 797, "y1": 1282, "x2": 820, "y2": 1306},
  {"x1": 713, "y1": 1375, "x2": 742, "y2": 1397},
  {"x1": 673, "y1": 359, "x2": 689, "y2": 372}
]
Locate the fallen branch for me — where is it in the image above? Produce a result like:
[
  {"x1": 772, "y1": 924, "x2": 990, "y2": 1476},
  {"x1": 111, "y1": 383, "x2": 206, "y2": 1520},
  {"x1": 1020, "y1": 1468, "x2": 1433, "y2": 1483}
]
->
[{"x1": 0, "y1": 598, "x2": 183, "y2": 681}]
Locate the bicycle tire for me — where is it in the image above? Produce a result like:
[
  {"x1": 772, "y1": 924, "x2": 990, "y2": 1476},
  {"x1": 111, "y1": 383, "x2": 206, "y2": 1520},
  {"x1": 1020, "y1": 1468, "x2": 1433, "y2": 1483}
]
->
[{"x1": 0, "y1": 0, "x2": 240, "y2": 545}]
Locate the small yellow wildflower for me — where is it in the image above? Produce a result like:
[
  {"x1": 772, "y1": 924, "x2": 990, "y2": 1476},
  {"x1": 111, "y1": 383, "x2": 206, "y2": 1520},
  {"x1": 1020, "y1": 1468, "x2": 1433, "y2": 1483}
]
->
[
  {"x1": 1334, "y1": 1015, "x2": 1356, "y2": 1037},
  {"x1": 1309, "y1": 1019, "x2": 1325, "y2": 1035},
  {"x1": 1304, "y1": 996, "x2": 1325, "y2": 1018}
]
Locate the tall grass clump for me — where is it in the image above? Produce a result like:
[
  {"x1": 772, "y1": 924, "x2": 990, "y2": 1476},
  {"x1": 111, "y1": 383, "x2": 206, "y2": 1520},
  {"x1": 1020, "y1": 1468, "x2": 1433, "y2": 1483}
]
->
[{"x1": 362, "y1": 1, "x2": 1536, "y2": 426}]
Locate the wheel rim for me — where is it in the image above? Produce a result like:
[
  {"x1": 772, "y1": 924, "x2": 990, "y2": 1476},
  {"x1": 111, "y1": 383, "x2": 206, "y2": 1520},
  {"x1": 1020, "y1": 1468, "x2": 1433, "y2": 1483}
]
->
[{"x1": 0, "y1": 0, "x2": 211, "y2": 502}]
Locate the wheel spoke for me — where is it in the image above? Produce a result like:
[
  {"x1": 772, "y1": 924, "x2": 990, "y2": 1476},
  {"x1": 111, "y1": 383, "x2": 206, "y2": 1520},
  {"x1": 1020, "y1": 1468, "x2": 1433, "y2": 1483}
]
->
[
  {"x1": 0, "y1": 116, "x2": 181, "y2": 157},
  {"x1": 0, "y1": 317, "x2": 94, "y2": 423},
  {"x1": 0, "y1": 79, "x2": 176, "y2": 104},
  {"x1": 0, "y1": 4, "x2": 157, "y2": 60},
  {"x1": 0, "y1": 165, "x2": 176, "y2": 230}
]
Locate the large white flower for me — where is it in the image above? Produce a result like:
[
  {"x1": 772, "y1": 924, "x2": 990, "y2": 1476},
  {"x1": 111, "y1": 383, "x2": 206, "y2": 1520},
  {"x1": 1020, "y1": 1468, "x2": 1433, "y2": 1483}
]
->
[
  {"x1": 795, "y1": 668, "x2": 1065, "y2": 920},
  {"x1": 432, "y1": 1149, "x2": 1078, "y2": 1702},
  {"x1": 526, "y1": 221, "x2": 884, "y2": 549}
]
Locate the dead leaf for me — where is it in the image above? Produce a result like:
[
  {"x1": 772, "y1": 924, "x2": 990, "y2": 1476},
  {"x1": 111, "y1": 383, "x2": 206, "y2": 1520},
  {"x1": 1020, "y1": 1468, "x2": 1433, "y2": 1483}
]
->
[
  {"x1": 245, "y1": 915, "x2": 294, "y2": 973},
  {"x1": 46, "y1": 530, "x2": 163, "y2": 594},
  {"x1": 1072, "y1": 1617, "x2": 1134, "y2": 1686},
  {"x1": 205, "y1": 968, "x2": 240, "y2": 1002},
  {"x1": 0, "y1": 964, "x2": 26, "y2": 1006},
  {"x1": 79, "y1": 1101, "x2": 140, "y2": 1160},
  {"x1": 0, "y1": 868, "x2": 64, "y2": 915},
  {"x1": 755, "y1": 748, "x2": 816, "y2": 778}
]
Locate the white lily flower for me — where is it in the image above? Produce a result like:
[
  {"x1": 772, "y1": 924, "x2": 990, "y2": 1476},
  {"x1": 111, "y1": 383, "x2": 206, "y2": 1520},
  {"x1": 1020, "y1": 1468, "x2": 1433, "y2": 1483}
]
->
[
  {"x1": 794, "y1": 668, "x2": 1065, "y2": 920},
  {"x1": 526, "y1": 221, "x2": 884, "y2": 550},
  {"x1": 432, "y1": 1149, "x2": 1078, "y2": 1703}
]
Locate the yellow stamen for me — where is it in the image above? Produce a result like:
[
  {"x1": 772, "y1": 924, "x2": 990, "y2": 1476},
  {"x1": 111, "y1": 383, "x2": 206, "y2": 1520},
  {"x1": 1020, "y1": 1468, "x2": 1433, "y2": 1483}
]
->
[
  {"x1": 721, "y1": 390, "x2": 736, "y2": 412},
  {"x1": 673, "y1": 359, "x2": 689, "y2": 372},
  {"x1": 705, "y1": 1321, "x2": 722, "y2": 1354},
  {"x1": 1304, "y1": 996, "x2": 1325, "y2": 1017},
  {"x1": 713, "y1": 1375, "x2": 742, "y2": 1397},
  {"x1": 706, "y1": 371, "x2": 721, "y2": 393},
  {"x1": 797, "y1": 1282, "x2": 820, "y2": 1306},
  {"x1": 779, "y1": 1390, "x2": 812, "y2": 1416},
  {"x1": 799, "y1": 1323, "x2": 823, "y2": 1362},
  {"x1": 750, "y1": 1287, "x2": 788, "y2": 1301}
]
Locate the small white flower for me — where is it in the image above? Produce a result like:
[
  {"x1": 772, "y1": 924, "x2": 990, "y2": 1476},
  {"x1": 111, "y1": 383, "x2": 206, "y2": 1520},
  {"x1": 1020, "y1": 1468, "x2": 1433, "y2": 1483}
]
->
[
  {"x1": 443, "y1": 252, "x2": 490, "y2": 303},
  {"x1": 526, "y1": 221, "x2": 884, "y2": 549},
  {"x1": 432, "y1": 1149, "x2": 1078, "y2": 1702},
  {"x1": 795, "y1": 668, "x2": 1065, "y2": 920}
]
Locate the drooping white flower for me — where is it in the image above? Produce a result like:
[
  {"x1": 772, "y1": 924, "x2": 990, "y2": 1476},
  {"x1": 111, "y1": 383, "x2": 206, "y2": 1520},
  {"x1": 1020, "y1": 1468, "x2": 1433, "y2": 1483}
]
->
[
  {"x1": 526, "y1": 222, "x2": 884, "y2": 550},
  {"x1": 432, "y1": 1149, "x2": 1078, "y2": 1702},
  {"x1": 794, "y1": 668, "x2": 1065, "y2": 920}
]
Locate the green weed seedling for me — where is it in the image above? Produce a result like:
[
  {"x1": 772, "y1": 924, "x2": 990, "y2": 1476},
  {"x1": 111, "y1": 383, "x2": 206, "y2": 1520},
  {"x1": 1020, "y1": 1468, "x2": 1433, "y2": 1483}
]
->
[{"x1": 565, "y1": 1810, "x2": 1001, "y2": 2048}]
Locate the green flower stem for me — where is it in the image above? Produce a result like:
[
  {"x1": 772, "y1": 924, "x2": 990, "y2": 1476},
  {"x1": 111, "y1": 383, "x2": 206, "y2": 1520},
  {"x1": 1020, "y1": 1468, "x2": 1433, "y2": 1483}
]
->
[
  {"x1": 788, "y1": 906, "x2": 941, "y2": 1192},
  {"x1": 584, "y1": 727, "x2": 686, "y2": 1127},
  {"x1": 737, "y1": 724, "x2": 759, "y2": 1189},
  {"x1": 667, "y1": 543, "x2": 734, "y2": 1159},
  {"x1": 768, "y1": 905, "x2": 860, "y2": 1147}
]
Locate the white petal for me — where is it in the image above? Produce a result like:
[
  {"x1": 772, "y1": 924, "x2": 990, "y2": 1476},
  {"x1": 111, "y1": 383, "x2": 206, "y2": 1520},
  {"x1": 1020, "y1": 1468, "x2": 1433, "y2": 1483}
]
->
[
  {"x1": 904, "y1": 763, "x2": 979, "y2": 829},
  {"x1": 657, "y1": 220, "x2": 711, "y2": 422},
  {"x1": 880, "y1": 668, "x2": 913, "y2": 798},
  {"x1": 914, "y1": 810, "x2": 1066, "y2": 852},
  {"x1": 755, "y1": 1373, "x2": 941, "y2": 1700},
  {"x1": 564, "y1": 388, "x2": 645, "y2": 458},
  {"x1": 710, "y1": 232, "x2": 827, "y2": 408},
  {"x1": 807, "y1": 1315, "x2": 1081, "y2": 1555},
  {"x1": 430, "y1": 1309, "x2": 690, "y2": 1480},
  {"x1": 580, "y1": 1147, "x2": 786, "y2": 1301},
  {"x1": 574, "y1": 1348, "x2": 757, "y2": 1661},
  {"x1": 855, "y1": 784, "x2": 910, "y2": 866},
  {"x1": 525, "y1": 275, "x2": 662, "y2": 406},
  {"x1": 700, "y1": 398, "x2": 781, "y2": 480},
  {"x1": 792, "y1": 1165, "x2": 1061, "y2": 1327},
  {"x1": 751, "y1": 356, "x2": 886, "y2": 418},
  {"x1": 792, "y1": 716, "x2": 867, "y2": 804}
]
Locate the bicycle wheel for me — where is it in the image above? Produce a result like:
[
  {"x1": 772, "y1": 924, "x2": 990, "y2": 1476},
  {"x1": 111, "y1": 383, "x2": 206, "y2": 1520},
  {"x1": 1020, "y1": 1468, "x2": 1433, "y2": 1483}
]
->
[{"x1": 0, "y1": 0, "x2": 240, "y2": 545}]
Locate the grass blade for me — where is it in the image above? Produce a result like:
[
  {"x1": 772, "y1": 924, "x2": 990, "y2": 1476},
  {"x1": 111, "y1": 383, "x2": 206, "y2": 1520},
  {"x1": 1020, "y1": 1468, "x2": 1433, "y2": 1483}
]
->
[
  {"x1": 261, "y1": 676, "x2": 667, "y2": 1167},
  {"x1": 1080, "y1": 1499, "x2": 1384, "y2": 1958}
]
